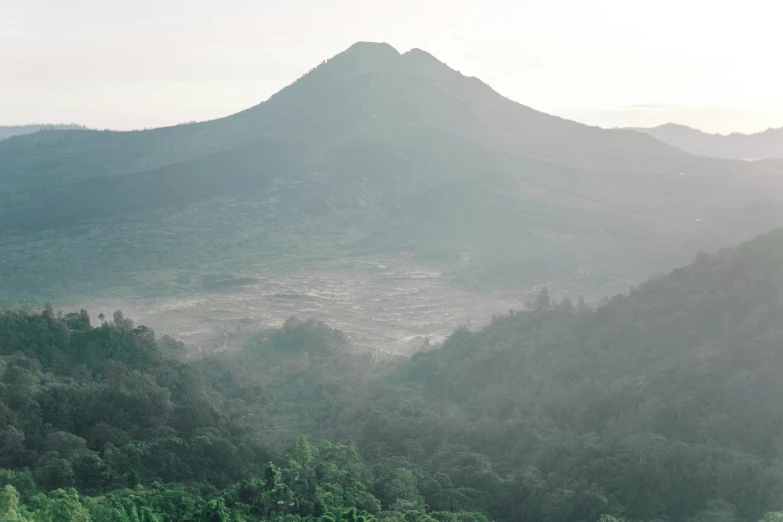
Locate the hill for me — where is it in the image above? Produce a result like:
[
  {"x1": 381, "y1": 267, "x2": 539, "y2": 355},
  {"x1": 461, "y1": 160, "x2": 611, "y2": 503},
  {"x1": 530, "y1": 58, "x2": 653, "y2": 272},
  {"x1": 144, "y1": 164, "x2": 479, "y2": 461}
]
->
[
  {"x1": 0, "y1": 307, "x2": 487, "y2": 521},
  {"x1": 2, "y1": 42, "x2": 783, "y2": 319},
  {"x1": 342, "y1": 229, "x2": 783, "y2": 521},
  {"x1": 3, "y1": 231, "x2": 783, "y2": 521},
  {"x1": 632, "y1": 123, "x2": 783, "y2": 160},
  {"x1": 0, "y1": 123, "x2": 87, "y2": 140}
]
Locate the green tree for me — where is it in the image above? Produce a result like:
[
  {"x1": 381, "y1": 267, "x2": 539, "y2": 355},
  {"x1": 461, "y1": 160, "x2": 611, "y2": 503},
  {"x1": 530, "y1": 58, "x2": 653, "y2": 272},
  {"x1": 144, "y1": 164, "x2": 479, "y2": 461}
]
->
[
  {"x1": 598, "y1": 516, "x2": 632, "y2": 522},
  {"x1": 39, "y1": 488, "x2": 92, "y2": 522},
  {"x1": 198, "y1": 498, "x2": 230, "y2": 522},
  {"x1": 381, "y1": 469, "x2": 424, "y2": 512},
  {"x1": 534, "y1": 288, "x2": 551, "y2": 311},
  {"x1": 0, "y1": 485, "x2": 26, "y2": 522},
  {"x1": 289, "y1": 435, "x2": 313, "y2": 469}
]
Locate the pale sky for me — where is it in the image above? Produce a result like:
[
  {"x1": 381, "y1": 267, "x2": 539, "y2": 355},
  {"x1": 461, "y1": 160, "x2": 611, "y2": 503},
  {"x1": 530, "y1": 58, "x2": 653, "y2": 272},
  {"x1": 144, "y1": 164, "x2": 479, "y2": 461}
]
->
[{"x1": 1, "y1": 0, "x2": 782, "y2": 134}]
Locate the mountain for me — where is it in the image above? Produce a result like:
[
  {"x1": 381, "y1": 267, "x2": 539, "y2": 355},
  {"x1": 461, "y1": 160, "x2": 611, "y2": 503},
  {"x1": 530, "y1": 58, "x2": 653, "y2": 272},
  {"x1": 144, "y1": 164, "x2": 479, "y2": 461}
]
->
[
  {"x1": 3, "y1": 230, "x2": 783, "y2": 521},
  {"x1": 0, "y1": 123, "x2": 87, "y2": 140},
  {"x1": 632, "y1": 123, "x2": 783, "y2": 160},
  {"x1": 2, "y1": 42, "x2": 783, "y2": 312},
  {"x1": 0, "y1": 42, "x2": 691, "y2": 209}
]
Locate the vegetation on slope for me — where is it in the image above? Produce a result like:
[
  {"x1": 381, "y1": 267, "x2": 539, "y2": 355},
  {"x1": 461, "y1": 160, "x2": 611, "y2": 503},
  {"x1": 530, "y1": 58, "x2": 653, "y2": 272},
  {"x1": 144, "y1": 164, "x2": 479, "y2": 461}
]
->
[
  {"x1": 2, "y1": 43, "x2": 783, "y2": 305},
  {"x1": 352, "y1": 229, "x2": 783, "y2": 521},
  {"x1": 0, "y1": 309, "x2": 485, "y2": 521},
  {"x1": 4, "y1": 231, "x2": 783, "y2": 520}
]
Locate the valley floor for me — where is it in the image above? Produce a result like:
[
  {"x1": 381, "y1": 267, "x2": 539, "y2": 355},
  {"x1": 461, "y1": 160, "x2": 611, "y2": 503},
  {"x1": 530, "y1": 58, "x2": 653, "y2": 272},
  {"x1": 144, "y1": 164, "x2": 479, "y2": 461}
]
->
[{"x1": 78, "y1": 255, "x2": 521, "y2": 353}]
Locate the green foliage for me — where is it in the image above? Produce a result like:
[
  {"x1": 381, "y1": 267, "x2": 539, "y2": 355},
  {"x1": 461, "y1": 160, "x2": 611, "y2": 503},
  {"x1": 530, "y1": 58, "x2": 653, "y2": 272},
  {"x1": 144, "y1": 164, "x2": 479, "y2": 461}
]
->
[
  {"x1": 3, "y1": 232, "x2": 783, "y2": 521},
  {"x1": 0, "y1": 485, "x2": 27, "y2": 522},
  {"x1": 598, "y1": 516, "x2": 632, "y2": 522},
  {"x1": 198, "y1": 498, "x2": 230, "y2": 522},
  {"x1": 350, "y1": 231, "x2": 783, "y2": 522},
  {"x1": 378, "y1": 468, "x2": 423, "y2": 513},
  {"x1": 38, "y1": 488, "x2": 92, "y2": 522}
]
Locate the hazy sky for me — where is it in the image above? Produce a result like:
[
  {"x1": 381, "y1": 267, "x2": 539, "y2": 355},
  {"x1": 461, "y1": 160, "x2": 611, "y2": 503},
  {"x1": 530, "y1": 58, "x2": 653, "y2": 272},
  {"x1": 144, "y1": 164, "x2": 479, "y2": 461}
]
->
[{"x1": 1, "y1": 0, "x2": 782, "y2": 134}]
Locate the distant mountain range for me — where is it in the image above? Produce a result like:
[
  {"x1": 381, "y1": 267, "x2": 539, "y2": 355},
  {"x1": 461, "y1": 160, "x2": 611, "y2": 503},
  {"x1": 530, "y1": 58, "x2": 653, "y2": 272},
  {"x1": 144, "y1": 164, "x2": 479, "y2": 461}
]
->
[
  {"x1": 0, "y1": 123, "x2": 87, "y2": 140},
  {"x1": 632, "y1": 123, "x2": 783, "y2": 160},
  {"x1": 2, "y1": 42, "x2": 783, "y2": 305}
]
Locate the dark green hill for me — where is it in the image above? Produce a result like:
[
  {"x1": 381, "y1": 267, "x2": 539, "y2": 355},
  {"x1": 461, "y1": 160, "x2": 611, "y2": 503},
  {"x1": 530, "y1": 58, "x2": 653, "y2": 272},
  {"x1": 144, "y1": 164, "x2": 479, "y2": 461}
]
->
[
  {"x1": 4, "y1": 231, "x2": 783, "y2": 521},
  {"x1": 0, "y1": 307, "x2": 490, "y2": 521},
  {"x1": 341, "y1": 229, "x2": 783, "y2": 521}
]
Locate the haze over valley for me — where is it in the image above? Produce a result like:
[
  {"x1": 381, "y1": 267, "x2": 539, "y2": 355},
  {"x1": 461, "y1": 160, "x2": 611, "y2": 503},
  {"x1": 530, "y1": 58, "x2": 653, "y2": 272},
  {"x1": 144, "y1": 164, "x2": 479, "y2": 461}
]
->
[
  {"x1": 3, "y1": 4, "x2": 783, "y2": 521},
  {"x1": 3, "y1": 43, "x2": 783, "y2": 349}
]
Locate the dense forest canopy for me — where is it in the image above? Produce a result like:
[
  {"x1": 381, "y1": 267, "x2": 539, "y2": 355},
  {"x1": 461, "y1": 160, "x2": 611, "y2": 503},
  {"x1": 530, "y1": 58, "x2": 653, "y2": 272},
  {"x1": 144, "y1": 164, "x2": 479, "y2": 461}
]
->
[{"x1": 3, "y1": 230, "x2": 783, "y2": 521}]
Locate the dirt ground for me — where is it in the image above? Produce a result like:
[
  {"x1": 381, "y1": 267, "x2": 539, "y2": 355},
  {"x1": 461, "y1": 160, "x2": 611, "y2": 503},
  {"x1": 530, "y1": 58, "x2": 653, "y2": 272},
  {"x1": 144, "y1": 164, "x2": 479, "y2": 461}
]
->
[{"x1": 83, "y1": 255, "x2": 523, "y2": 354}]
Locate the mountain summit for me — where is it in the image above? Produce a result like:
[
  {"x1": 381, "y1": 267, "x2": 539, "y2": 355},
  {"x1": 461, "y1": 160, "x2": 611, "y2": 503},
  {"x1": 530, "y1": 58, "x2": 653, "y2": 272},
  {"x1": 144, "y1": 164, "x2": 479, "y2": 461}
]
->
[
  {"x1": 0, "y1": 41, "x2": 682, "y2": 199},
  {"x1": 1, "y1": 43, "x2": 783, "y2": 304}
]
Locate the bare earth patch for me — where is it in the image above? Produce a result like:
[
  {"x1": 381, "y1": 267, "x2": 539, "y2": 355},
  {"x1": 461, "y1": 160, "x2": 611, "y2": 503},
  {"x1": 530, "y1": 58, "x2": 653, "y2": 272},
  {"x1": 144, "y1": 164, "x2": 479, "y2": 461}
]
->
[{"x1": 83, "y1": 255, "x2": 521, "y2": 354}]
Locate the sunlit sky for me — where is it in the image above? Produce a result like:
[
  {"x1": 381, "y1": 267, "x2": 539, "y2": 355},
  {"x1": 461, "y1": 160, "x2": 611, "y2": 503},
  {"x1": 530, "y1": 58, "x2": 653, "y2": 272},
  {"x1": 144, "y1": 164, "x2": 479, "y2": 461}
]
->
[{"x1": 1, "y1": 0, "x2": 782, "y2": 134}]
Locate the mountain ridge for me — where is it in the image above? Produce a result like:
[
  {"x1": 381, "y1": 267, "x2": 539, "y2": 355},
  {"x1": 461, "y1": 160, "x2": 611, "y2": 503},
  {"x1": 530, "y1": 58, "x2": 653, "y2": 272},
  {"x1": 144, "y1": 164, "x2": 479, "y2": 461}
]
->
[
  {"x1": 0, "y1": 41, "x2": 697, "y2": 206},
  {"x1": 2, "y1": 42, "x2": 783, "y2": 307},
  {"x1": 0, "y1": 123, "x2": 88, "y2": 140},
  {"x1": 632, "y1": 122, "x2": 783, "y2": 160}
]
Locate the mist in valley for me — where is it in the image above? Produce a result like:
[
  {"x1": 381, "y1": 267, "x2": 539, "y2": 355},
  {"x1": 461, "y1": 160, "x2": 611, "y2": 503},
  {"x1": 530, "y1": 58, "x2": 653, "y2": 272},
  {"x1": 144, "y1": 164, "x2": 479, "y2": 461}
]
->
[{"x1": 2, "y1": 2, "x2": 783, "y2": 522}]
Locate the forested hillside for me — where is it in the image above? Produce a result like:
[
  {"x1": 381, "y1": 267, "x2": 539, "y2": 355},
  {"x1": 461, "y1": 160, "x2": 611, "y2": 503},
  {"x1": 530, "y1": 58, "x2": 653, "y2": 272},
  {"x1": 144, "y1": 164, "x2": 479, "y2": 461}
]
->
[
  {"x1": 349, "y1": 229, "x2": 783, "y2": 521},
  {"x1": 0, "y1": 309, "x2": 485, "y2": 521},
  {"x1": 3, "y1": 231, "x2": 783, "y2": 520}
]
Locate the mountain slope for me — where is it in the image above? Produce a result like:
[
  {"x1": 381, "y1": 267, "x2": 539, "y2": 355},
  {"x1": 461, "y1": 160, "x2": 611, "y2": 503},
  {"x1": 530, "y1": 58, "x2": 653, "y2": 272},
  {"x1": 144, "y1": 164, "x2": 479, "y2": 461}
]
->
[
  {"x1": 341, "y1": 229, "x2": 783, "y2": 522},
  {"x1": 632, "y1": 123, "x2": 783, "y2": 160},
  {"x1": 0, "y1": 43, "x2": 761, "y2": 208},
  {"x1": 2, "y1": 42, "x2": 783, "y2": 307},
  {"x1": 0, "y1": 123, "x2": 87, "y2": 140},
  {"x1": 4, "y1": 231, "x2": 783, "y2": 521}
]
